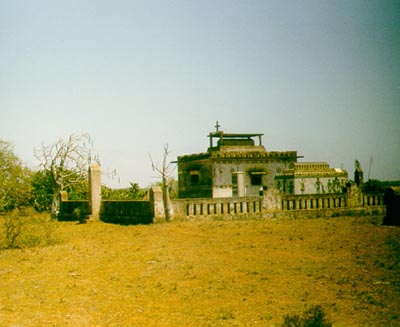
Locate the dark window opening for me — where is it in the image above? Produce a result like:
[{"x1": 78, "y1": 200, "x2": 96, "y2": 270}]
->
[
  {"x1": 232, "y1": 173, "x2": 238, "y2": 196},
  {"x1": 251, "y1": 174, "x2": 262, "y2": 185},
  {"x1": 232, "y1": 174, "x2": 238, "y2": 186},
  {"x1": 190, "y1": 171, "x2": 200, "y2": 185},
  {"x1": 190, "y1": 174, "x2": 199, "y2": 184}
]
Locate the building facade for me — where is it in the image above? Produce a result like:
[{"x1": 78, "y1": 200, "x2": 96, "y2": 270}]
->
[
  {"x1": 177, "y1": 127, "x2": 298, "y2": 198},
  {"x1": 274, "y1": 162, "x2": 348, "y2": 195}
]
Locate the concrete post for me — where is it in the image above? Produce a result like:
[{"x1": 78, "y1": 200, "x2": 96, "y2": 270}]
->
[
  {"x1": 150, "y1": 186, "x2": 164, "y2": 222},
  {"x1": 237, "y1": 172, "x2": 245, "y2": 197},
  {"x1": 262, "y1": 189, "x2": 282, "y2": 211},
  {"x1": 60, "y1": 191, "x2": 68, "y2": 202},
  {"x1": 89, "y1": 163, "x2": 101, "y2": 220},
  {"x1": 347, "y1": 184, "x2": 362, "y2": 208}
]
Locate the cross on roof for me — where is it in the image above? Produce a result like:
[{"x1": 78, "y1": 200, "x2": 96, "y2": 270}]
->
[{"x1": 215, "y1": 121, "x2": 221, "y2": 132}]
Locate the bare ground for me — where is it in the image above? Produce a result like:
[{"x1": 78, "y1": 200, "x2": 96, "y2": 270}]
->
[{"x1": 0, "y1": 215, "x2": 399, "y2": 326}]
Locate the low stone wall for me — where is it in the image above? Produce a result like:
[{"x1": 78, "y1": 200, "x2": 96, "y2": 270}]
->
[
  {"x1": 58, "y1": 186, "x2": 162, "y2": 224},
  {"x1": 281, "y1": 194, "x2": 348, "y2": 210},
  {"x1": 58, "y1": 178, "x2": 386, "y2": 224},
  {"x1": 171, "y1": 189, "x2": 385, "y2": 221},
  {"x1": 59, "y1": 201, "x2": 90, "y2": 221},
  {"x1": 362, "y1": 194, "x2": 385, "y2": 206},
  {"x1": 58, "y1": 199, "x2": 154, "y2": 224},
  {"x1": 172, "y1": 196, "x2": 263, "y2": 220},
  {"x1": 100, "y1": 200, "x2": 153, "y2": 225},
  {"x1": 262, "y1": 207, "x2": 385, "y2": 220}
]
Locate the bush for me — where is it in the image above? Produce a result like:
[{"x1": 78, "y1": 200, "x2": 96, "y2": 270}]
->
[
  {"x1": 73, "y1": 208, "x2": 85, "y2": 223},
  {"x1": 0, "y1": 140, "x2": 33, "y2": 212},
  {"x1": 1, "y1": 209, "x2": 59, "y2": 249},
  {"x1": 3, "y1": 209, "x2": 24, "y2": 248},
  {"x1": 283, "y1": 305, "x2": 332, "y2": 327},
  {"x1": 362, "y1": 179, "x2": 385, "y2": 195}
]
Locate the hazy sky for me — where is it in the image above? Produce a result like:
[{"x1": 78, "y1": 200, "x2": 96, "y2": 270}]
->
[{"x1": 1, "y1": 0, "x2": 399, "y2": 188}]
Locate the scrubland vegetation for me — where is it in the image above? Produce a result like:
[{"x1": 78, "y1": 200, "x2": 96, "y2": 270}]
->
[{"x1": 1, "y1": 214, "x2": 399, "y2": 326}]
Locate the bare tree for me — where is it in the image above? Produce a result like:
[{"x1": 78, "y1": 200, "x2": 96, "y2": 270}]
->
[
  {"x1": 34, "y1": 133, "x2": 95, "y2": 217},
  {"x1": 149, "y1": 144, "x2": 174, "y2": 221}
]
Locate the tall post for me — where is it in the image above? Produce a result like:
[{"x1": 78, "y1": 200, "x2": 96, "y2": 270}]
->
[
  {"x1": 150, "y1": 186, "x2": 164, "y2": 223},
  {"x1": 347, "y1": 183, "x2": 362, "y2": 208},
  {"x1": 237, "y1": 171, "x2": 245, "y2": 197},
  {"x1": 89, "y1": 163, "x2": 101, "y2": 220}
]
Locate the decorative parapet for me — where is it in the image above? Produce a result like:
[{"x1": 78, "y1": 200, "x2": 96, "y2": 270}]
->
[
  {"x1": 276, "y1": 162, "x2": 348, "y2": 179},
  {"x1": 277, "y1": 170, "x2": 348, "y2": 178},
  {"x1": 294, "y1": 162, "x2": 329, "y2": 170},
  {"x1": 177, "y1": 152, "x2": 211, "y2": 162},
  {"x1": 178, "y1": 150, "x2": 298, "y2": 162},
  {"x1": 210, "y1": 150, "x2": 297, "y2": 159}
]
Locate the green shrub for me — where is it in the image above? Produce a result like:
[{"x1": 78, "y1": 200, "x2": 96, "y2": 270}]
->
[
  {"x1": 1, "y1": 209, "x2": 59, "y2": 249},
  {"x1": 283, "y1": 305, "x2": 332, "y2": 327},
  {"x1": 72, "y1": 207, "x2": 87, "y2": 223},
  {"x1": 362, "y1": 179, "x2": 385, "y2": 195},
  {"x1": 3, "y1": 209, "x2": 24, "y2": 248}
]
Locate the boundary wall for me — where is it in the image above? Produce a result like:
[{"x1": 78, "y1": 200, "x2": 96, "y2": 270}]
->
[
  {"x1": 58, "y1": 165, "x2": 385, "y2": 224},
  {"x1": 100, "y1": 200, "x2": 153, "y2": 225},
  {"x1": 172, "y1": 196, "x2": 263, "y2": 221},
  {"x1": 59, "y1": 186, "x2": 161, "y2": 224},
  {"x1": 58, "y1": 200, "x2": 90, "y2": 221},
  {"x1": 174, "y1": 189, "x2": 384, "y2": 221}
]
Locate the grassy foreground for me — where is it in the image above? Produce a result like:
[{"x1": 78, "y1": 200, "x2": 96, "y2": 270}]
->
[{"x1": 0, "y1": 215, "x2": 399, "y2": 326}]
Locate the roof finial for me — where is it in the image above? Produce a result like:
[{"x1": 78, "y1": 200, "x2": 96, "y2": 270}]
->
[{"x1": 215, "y1": 120, "x2": 221, "y2": 132}]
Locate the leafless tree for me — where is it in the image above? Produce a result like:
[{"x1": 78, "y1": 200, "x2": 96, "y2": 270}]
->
[
  {"x1": 35, "y1": 133, "x2": 96, "y2": 217},
  {"x1": 149, "y1": 144, "x2": 174, "y2": 221}
]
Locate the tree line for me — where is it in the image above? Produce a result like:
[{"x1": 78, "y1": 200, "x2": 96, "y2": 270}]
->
[
  {"x1": 0, "y1": 135, "x2": 158, "y2": 217},
  {"x1": 1, "y1": 134, "x2": 397, "y2": 222}
]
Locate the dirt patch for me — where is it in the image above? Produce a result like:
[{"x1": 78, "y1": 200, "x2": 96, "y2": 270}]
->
[{"x1": 1, "y1": 215, "x2": 399, "y2": 325}]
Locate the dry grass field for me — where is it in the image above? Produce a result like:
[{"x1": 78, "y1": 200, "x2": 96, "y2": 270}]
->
[{"x1": 0, "y1": 214, "x2": 399, "y2": 326}]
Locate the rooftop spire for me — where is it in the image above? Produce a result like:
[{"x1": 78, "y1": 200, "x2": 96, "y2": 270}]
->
[{"x1": 214, "y1": 120, "x2": 221, "y2": 132}]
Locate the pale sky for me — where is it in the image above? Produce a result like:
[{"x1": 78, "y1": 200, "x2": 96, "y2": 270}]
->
[{"x1": 1, "y1": 0, "x2": 399, "y2": 188}]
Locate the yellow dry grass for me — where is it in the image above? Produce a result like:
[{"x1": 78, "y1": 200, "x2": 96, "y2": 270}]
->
[{"x1": 0, "y1": 215, "x2": 399, "y2": 326}]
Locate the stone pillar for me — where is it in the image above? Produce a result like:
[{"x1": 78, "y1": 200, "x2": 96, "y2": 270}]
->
[
  {"x1": 150, "y1": 186, "x2": 164, "y2": 222},
  {"x1": 236, "y1": 172, "x2": 245, "y2": 197},
  {"x1": 262, "y1": 189, "x2": 282, "y2": 211},
  {"x1": 347, "y1": 184, "x2": 362, "y2": 208},
  {"x1": 89, "y1": 163, "x2": 101, "y2": 220},
  {"x1": 60, "y1": 191, "x2": 68, "y2": 202},
  {"x1": 58, "y1": 191, "x2": 68, "y2": 221}
]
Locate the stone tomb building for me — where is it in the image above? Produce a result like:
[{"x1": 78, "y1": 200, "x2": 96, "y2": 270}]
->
[
  {"x1": 177, "y1": 125, "x2": 349, "y2": 199},
  {"x1": 177, "y1": 127, "x2": 298, "y2": 198},
  {"x1": 274, "y1": 162, "x2": 348, "y2": 195}
]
